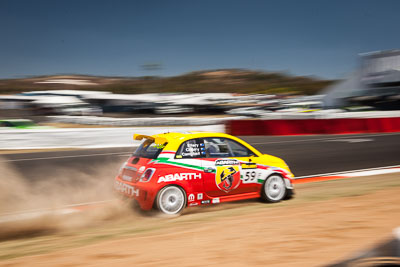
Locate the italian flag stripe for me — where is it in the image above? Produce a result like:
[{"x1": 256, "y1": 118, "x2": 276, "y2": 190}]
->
[{"x1": 153, "y1": 157, "x2": 204, "y2": 171}]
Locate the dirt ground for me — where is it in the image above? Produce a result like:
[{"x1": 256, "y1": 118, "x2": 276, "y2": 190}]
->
[{"x1": 1, "y1": 173, "x2": 400, "y2": 266}]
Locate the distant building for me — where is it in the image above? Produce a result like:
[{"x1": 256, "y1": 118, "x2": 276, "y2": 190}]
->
[
  {"x1": 21, "y1": 90, "x2": 111, "y2": 99},
  {"x1": 323, "y1": 50, "x2": 400, "y2": 110}
]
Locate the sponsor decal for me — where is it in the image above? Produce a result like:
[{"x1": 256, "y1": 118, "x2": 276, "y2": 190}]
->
[
  {"x1": 200, "y1": 143, "x2": 206, "y2": 156},
  {"x1": 158, "y1": 173, "x2": 202, "y2": 183},
  {"x1": 151, "y1": 157, "x2": 204, "y2": 171},
  {"x1": 212, "y1": 198, "x2": 220, "y2": 204},
  {"x1": 155, "y1": 143, "x2": 166, "y2": 149},
  {"x1": 241, "y1": 162, "x2": 257, "y2": 169},
  {"x1": 215, "y1": 164, "x2": 241, "y2": 193},
  {"x1": 114, "y1": 180, "x2": 139, "y2": 197},
  {"x1": 215, "y1": 159, "x2": 239, "y2": 166},
  {"x1": 197, "y1": 193, "x2": 203, "y2": 200},
  {"x1": 201, "y1": 200, "x2": 210, "y2": 204},
  {"x1": 122, "y1": 175, "x2": 133, "y2": 182},
  {"x1": 189, "y1": 202, "x2": 199, "y2": 207},
  {"x1": 188, "y1": 194, "x2": 195, "y2": 202}
]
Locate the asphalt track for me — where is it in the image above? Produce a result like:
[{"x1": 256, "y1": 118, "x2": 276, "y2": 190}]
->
[{"x1": 1, "y1": 132, "x2": 399, "y2": 181}]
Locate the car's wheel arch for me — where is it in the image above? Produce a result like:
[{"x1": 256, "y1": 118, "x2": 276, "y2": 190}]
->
[
  {"x1": 260, "y1": 173, "x2": 288, "y2": 203},
  {"x1": 153, "y1": 184, "x2": 188, "y2": 209},
  {"x1": 261, "y1": 171, "x2": 292, "y2": 188}
]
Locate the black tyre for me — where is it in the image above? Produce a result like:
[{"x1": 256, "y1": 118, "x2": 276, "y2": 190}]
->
[
  {"x1": 156, "y1": 186, "x2": 186, "y2": 215},
  {"x1": 261, "y1": 174, "x2": 287, "y2": 203},
  {"x1": 284, "y1": 189, "x2": 294, "y2": 200}
]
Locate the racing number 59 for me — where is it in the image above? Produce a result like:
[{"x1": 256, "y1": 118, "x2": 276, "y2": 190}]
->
[{"x1": 244, "y1": 170, "x2": 257, "y2": 183}]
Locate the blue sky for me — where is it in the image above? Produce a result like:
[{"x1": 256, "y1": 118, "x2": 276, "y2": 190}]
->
[{"x1": 0, "y1": 0, "x2": 399, "y2": 79}]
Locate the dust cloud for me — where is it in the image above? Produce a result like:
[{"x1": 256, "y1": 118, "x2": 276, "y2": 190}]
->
[{"x1": 0, "y1": 158, "x2": 135, "y2": 240}]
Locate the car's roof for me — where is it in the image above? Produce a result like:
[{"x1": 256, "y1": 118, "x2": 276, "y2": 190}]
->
[
  {"x1": 152, "y1": 131, "x2": 236, "y2": 142},
  {"x1": 145, "y1": 131, "x2": 261, "y2": 156}
]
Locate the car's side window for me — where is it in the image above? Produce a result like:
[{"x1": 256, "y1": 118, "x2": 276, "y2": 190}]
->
[
  {"x1": 226, "y1": 139, "x2": 256, "y2": 157},
  {"x1": 203, "y1": 138, "x2": 234, "y2": 158},
  {"x1": 175, "y1": 138, "x2": 206, "y2": 159}
]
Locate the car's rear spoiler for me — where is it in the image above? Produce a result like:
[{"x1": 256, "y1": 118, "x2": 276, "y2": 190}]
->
[{"x1": 133, "y1": 134, "x2": 167, "y2": 145}]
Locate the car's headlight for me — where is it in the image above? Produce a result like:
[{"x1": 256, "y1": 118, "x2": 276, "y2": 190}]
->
[
  {"x1": 281, "y1": 161, "x2": 294, "y2": 177},
  {"x1": 139, "y1": 168, "x2": 155, "y2": 182}
]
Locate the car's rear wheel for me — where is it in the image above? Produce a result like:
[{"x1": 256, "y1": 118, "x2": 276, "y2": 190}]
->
[
  {"x1": 261, "y1": 174, "x2": 287, "y2": 203},
  {"x1": 156, "y1": 186, "x2": 186, "y2": 215}
]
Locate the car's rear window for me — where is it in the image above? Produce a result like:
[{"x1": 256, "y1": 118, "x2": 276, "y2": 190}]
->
[{"x1": 133, "y1": 139, "x2": 165, "y2": 159}]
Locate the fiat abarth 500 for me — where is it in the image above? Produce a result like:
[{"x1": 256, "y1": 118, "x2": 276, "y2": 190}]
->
[{"x1": 114, "y1": 131, "x2": 295, "y2": 215}]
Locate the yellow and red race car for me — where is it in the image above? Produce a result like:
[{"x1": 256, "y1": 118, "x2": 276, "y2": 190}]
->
[{"x1": 115, "y1": 132, "x2": 295, "y2": 215}]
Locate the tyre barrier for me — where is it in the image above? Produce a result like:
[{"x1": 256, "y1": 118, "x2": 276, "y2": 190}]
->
[
  {"x1": 226, "y1": 117, "x2": 400, "y2": 136},
  {"x1": 328, "y1": 227, "x2": 400, "y2": 266}
]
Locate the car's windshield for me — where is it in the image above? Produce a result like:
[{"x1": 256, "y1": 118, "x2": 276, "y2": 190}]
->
[{"x1": 133, "y1": 139, "x2": 165, "y2": 159}]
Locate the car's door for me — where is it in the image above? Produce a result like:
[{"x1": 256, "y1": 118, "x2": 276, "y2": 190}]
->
[
  {"x1": 224, "y1": 138, "x2": 261, "y2": 192},
  {"x1": 201, "y1": 137, "x2": 256, "y2": 197},
  {"x1": 173, "y1": 138, "x2": 206, "y2": 198}
]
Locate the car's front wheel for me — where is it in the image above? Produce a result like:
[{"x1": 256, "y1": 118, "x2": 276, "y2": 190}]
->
[
  {"x1": 261, "y1": 174, "x2": 287, "y2": 203},
  {"x1": 156, "y1": 186, "x2": 187, "y2": 215}
]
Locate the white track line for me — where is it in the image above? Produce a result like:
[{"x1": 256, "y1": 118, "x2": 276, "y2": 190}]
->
[
  {"x1": 0, "y1": 209, "x2": 80, "y2": 224},
  {"x1": 0, "y1": 200, "x2": 115, "y2": 223},
  {"x1": 296, "y1": 165, "x2": 400, "y2": 179},
  {"x1": 250, "y1": 132, "x2": 400, "y2": 145},
  {"x1": 0, "y1": 152, "x2": 133, "y2": 162},
  {"x1": 0, "y1": 200, "x2": 114, "y2": 217}
]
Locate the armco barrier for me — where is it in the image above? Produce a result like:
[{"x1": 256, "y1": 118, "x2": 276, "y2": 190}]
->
[
  {"x1": 226, "y1": 117, "x2": 400, "y2": 135},
  {"x1": 48, "y1": 115, "x2": 245, "y2": 126},
  {"x1": 0, "y1": 124, "x2": 225, "y2": 150}
]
